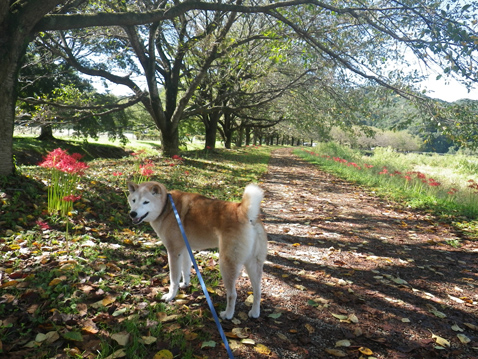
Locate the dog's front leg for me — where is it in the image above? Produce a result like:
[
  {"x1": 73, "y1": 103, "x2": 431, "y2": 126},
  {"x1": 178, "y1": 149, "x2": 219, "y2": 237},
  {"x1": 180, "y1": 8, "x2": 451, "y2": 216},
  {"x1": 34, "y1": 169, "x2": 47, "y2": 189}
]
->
[
  {"x1": 162, "y1": 250, "x2": 183, "y2": 302},
  {"x1": 180, "y1": 248, "x2": 191, "y2": 288}
]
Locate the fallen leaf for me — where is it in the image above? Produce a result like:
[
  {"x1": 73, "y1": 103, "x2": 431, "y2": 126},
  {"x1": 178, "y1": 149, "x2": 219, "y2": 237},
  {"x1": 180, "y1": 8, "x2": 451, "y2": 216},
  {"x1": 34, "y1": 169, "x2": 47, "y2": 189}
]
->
[
  {"x1": 157, "y1": 313, "x2": 180, "y2": 323},
  {"x1": 348, "y1": 313, "x2": 359, "y2": 323},
  {"x1": 226, "y1": 327, "x2": 250, "y2": 339},
  {"x1": 49, "y1": 277, "x2": 64, "y2": 286},
  {"x1": 201, "y1": 340, "x2": 217, "y2": 349},
  {"x1": 464, "y1": 323, "x2": 478, "y2": 331},
  {"x1": 451, "y1": 324, "x2": 464, "y2": 332},
  {"x1": 358, "y1": 347, "x2": 373, "y2": 355},
  {"x1": 457, "y1": 334, "x2": 471, "y2": 344},
  {"x1": 255, "y1": 343, "x2": 271, "y2": 355},
  {"x1": 35, "y1": 333, "x2": 48, "y2": 342},
  {"x1": 241, "y1": 338, "x2": 256, "y2": 345},
  {"x1": 305, "y1": 323, "x2": 315, "y2": 334},
  {"x1": 141, "y1": 336, "x2": 157, "y2": 345},
  {"x1": 0, "y1": 280, "x2": 18, "y2": 288},
  {"x1": 277, "y1": 332, "x2": 288, "y2": 341},
  {"x1": 82, "y1": 324, "x2": 99, "y2": 335},
  {"x1": 335, "y1": 339, "x2": 351, "y2": 347},
  {"x1": 332, "y1": 313, "x2": 348, "y2": 321},
  {"x1": 44, "y1": 331, "x2": 60, "y2": 344},
  {"x1": 105, "y1": 349, "x2": 127, "y2": 359},
  {"x1": 77, "y1": 303, "x2": 88, "y2": 316},
  {"x1": 111, "y1": 332, "x2": 130, "y2": 346},
  {"x1": 153, "y1": 349, "x2": 173, "y2": 359},
  {"x1": 62, "y1": 331, "x2": 83, "y2": 342},
  {"x1": 325, "y1": 348, "x2": 347, "y2": 357},
  {"x1": 429, "y1": 309, "x2": 447, "y2": 319},
  {"x1": 102, "y1": 295, "x2": 116, "y2": 306},
  {"x1": 245, "y1": 294, "x2": 254, "y2": 306},
  {"x1": 431, "y1": 332, "x2": 450, "y2": 347}
]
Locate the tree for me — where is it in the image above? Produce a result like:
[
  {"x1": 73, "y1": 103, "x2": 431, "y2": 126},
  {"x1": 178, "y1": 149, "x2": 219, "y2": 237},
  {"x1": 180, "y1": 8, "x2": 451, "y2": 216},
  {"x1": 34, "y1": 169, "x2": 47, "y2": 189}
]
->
[{"x1": 1, "y1": 0, "x2": 477, "y2": 176}]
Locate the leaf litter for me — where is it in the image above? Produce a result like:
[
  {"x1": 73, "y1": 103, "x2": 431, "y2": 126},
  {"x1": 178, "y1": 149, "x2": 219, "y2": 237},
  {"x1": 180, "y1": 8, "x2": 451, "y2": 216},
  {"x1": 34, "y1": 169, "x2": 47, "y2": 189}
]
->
[{"x1": 1, "y1": 147, "x2": 478, "y2": 358}]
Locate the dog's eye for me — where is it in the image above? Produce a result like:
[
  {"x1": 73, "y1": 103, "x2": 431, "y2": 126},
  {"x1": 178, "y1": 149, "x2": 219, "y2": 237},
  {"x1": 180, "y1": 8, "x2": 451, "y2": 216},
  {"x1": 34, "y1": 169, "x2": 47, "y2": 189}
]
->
[
  {"x1": 132, "y1": 199, "x2": 136, "y2": 203},
  {"x1": 143, "y1": 201, "x2": 149, "y2": 205}
]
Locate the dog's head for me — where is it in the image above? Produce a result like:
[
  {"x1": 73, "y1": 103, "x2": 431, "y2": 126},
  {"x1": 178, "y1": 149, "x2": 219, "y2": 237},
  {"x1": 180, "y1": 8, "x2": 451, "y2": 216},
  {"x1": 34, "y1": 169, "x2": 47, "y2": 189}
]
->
[{"x1": 127, "y1": 181, "x2": 167, "y2": 224}]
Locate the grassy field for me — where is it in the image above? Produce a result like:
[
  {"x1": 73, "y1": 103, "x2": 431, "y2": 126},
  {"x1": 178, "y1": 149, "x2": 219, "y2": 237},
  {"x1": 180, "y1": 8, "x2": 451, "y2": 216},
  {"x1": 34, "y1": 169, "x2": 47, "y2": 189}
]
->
[
  {"x1": 0, "y1": 140, "x2": 272, "y2": 359},
  {"x1": 297, "y1": 143, "x2": 478, "y2": 240}
]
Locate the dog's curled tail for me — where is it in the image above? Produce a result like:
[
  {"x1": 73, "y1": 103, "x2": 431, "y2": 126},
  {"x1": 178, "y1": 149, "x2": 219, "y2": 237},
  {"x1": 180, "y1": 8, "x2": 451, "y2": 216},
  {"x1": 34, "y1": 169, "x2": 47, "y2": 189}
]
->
[{"x1": 241, "y1": 184, "x2": 264, "y2": 223}]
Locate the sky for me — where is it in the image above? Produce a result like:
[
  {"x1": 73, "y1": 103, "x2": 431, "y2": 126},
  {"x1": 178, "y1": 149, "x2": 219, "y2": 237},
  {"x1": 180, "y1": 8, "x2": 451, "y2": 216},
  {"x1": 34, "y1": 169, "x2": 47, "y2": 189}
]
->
[
  {"x1": 419, "y1": 76, "x2": 478, "y2": 102},
  {"x1": 95, "y1": 74, "x2": 478, "y2": 103}
]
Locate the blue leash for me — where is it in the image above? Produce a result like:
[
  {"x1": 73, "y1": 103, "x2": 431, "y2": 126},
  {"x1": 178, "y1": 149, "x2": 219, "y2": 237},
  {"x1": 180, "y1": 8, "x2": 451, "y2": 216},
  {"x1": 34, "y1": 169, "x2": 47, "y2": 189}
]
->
[{"x1": 168, "y1": 194, "x2": 235, "y2": 359}]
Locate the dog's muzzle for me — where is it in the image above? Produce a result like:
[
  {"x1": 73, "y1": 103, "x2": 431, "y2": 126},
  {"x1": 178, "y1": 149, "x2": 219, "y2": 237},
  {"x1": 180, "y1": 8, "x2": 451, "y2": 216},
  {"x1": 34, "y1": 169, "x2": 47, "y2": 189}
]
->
[{"x1": 130, "y1": 211, "x2": 148, "y2": 224}]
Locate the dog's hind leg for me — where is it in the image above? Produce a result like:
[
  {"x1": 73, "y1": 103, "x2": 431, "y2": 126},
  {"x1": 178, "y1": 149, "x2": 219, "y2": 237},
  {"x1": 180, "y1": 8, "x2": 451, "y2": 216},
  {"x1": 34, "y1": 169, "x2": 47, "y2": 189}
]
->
[
  {"x1": 180, "y1": 248, "x2": 191, "y2": 288},
  {"x1": 219, "y1": 260, "x2": 241, "y2": 320},
  {"x1": 244, "y1": 258, "x2": 264, "y2": 318}
]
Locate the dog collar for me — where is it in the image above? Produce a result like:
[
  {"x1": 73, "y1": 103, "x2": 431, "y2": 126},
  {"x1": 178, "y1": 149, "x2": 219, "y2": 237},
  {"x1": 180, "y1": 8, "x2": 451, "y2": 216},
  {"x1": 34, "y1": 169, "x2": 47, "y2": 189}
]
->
[{"x1": 158, "y1": 193, "x2": 170, "y2": 219}]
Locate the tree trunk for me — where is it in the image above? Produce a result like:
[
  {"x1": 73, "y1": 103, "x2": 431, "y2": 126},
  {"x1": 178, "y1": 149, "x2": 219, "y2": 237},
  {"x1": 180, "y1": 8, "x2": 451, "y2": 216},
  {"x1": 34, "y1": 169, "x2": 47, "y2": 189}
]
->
[
  {"x1": 0, "y1": 70, "x2": 16, "y2": 176},
  {"x1": 0, "y1": 0, "x2": 66, "y2": 176},
  {"x1": 224, "y1": 131, "x2": 233, "y2": 149},
  {"x1": 245, "y1": 127, "x2": 251, "y2": 146},
  {"x1": 235, "y1": 125, "x2": 244, "y2": 147},
  {"x1": 37, "y1": 124, "x2": 55, "y2": 141},
  {"x1": 204, "y1": 112, "x2": 219, "y2": 150},
  {"x1": 0, "y1": 35, "x2": 27, "y2": 176},
  {"x1": 161, "y1": 126, "x2": 179, "y2": 157}
]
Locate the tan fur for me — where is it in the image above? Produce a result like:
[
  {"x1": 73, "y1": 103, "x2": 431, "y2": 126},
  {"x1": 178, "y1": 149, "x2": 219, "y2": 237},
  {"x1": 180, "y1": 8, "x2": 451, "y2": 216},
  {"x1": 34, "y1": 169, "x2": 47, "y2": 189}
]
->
[{"x1": 127, "y1": 181, "x2": 268, "y2": 319}]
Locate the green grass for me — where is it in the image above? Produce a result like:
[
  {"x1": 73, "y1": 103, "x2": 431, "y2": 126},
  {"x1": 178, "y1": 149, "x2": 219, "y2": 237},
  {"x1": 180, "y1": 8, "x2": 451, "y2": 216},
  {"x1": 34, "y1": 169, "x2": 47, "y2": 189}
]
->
[
  {"x1": 297, "y1": 143, "x2": 478, "y2": 240},
  {"x1": 0, "y1": 141, "x2": 272, "y2": 359}
]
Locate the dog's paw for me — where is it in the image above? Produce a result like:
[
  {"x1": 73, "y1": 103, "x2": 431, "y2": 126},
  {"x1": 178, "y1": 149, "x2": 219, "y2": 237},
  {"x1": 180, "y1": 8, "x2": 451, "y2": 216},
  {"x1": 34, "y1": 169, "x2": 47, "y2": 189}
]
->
[
  {"x1": 248, "y1": 308, "x2": 260, "y2": 319},
  {"x1": 161, "y1": 293, "x2": 175, "y2": 302},
  {"x1": 220, "y1": 310, "x2": 233, "y2": 320},
  {"x1": 179, "y1": 281, "x2": 190, "y2": 289}
]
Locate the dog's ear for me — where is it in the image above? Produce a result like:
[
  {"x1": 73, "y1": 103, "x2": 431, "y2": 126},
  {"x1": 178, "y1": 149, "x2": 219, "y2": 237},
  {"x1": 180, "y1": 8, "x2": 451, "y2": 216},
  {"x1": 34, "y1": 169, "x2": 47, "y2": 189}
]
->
[
  {"x1": 127, "y1": 182, "x2": 138, "y2": 193},
  {"x1": 151, "y1": 183, "x2": 163, "y2": 196}
]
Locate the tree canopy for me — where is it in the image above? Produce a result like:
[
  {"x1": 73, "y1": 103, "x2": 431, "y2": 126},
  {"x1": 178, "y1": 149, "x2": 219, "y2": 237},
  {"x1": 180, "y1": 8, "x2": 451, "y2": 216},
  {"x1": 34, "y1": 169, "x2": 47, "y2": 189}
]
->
[{"x1": 1, "y1": 0, "x2": 477, "y2": 175}]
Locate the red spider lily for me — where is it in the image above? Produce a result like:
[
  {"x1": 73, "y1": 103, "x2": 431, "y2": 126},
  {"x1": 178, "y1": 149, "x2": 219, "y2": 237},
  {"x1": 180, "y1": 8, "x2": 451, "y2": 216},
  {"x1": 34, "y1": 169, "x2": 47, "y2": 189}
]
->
[
  {"x1": 404, "y1": 175, "x2": 412, "y2": 181},
  {"x1": 364, "y1": 164, "x2": 374, "y2": 168},
  {"x1": 184, "y1": 171, "x2": 190, "y2": 176},
  {"x1": 62, "y1": 195, "x2": 82, "y2": 202},
  {"x1": 36, "y1": 219, "x2": 50, "y2": 230},
  {"x1": 140, "y1": 167, "x2": 154, "y2": 177},
  {"x1": 171, "y1": 154, "x2": 184, "y2": 161},
  {"x1": 113, "y1": 172, "x2": 123, "y2": 176},
  {"x1": 379, "y1": 168, "x2": 388, "y2": 175},
  {"x1": 447, "y1": 188, "x2": 458, "y2": 195},
  {"x1": 206, "y1": 146, "x2": 212, "y2": 150},
  {"x1": 131, "y1": 149, "x2": 146, "y2": 157},
  {"x1": 39, "y1": 148, "x2": 88, "y2": 216},
  {"x1": 467, "y1": 179, "x2": 478, "y2": 192},
  {"x1": 347, "y1": 162, "x2": 361, "y2": 170},
  {"x1": 428, "y1": 181, "x2": 441, "y2": 187},
  {"x1": 39, "y1": 148, "x2": 89, "y2": 175}
]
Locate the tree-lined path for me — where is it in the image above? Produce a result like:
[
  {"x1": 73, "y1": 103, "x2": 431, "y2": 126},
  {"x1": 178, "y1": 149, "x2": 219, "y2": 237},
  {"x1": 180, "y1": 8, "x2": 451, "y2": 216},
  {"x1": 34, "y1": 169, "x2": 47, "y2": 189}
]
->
[{"x1": 228, "y1": 148, "x2": 478, "y2": 358}]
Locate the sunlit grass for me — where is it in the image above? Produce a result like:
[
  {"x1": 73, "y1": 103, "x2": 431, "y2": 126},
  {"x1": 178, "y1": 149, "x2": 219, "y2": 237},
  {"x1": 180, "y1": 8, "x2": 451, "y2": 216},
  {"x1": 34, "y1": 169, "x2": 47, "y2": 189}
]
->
[{"x1": 297, "y1": 143, "x2": 478, "y2": 239}]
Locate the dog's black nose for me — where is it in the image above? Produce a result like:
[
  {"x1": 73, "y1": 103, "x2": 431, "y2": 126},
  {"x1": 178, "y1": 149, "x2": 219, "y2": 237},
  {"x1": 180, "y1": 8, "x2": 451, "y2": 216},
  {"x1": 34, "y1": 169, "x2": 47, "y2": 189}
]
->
[{"x1": 130, "y1": 211, "x2": 137, "y2": 218}]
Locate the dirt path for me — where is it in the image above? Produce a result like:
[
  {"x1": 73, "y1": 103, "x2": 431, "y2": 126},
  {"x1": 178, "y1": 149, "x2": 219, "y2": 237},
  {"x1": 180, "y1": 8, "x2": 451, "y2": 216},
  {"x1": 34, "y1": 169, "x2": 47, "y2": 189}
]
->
[{"x1": 226, "y1": 148, "x2": 478, "y2": 359}]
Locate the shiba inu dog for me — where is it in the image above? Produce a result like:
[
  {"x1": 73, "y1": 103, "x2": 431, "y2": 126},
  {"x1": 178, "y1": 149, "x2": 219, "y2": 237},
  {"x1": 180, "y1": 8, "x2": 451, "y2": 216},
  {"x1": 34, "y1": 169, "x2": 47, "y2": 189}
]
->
[{"x1": 127, "y1": 181, "x2": 268, "y2": 319}]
